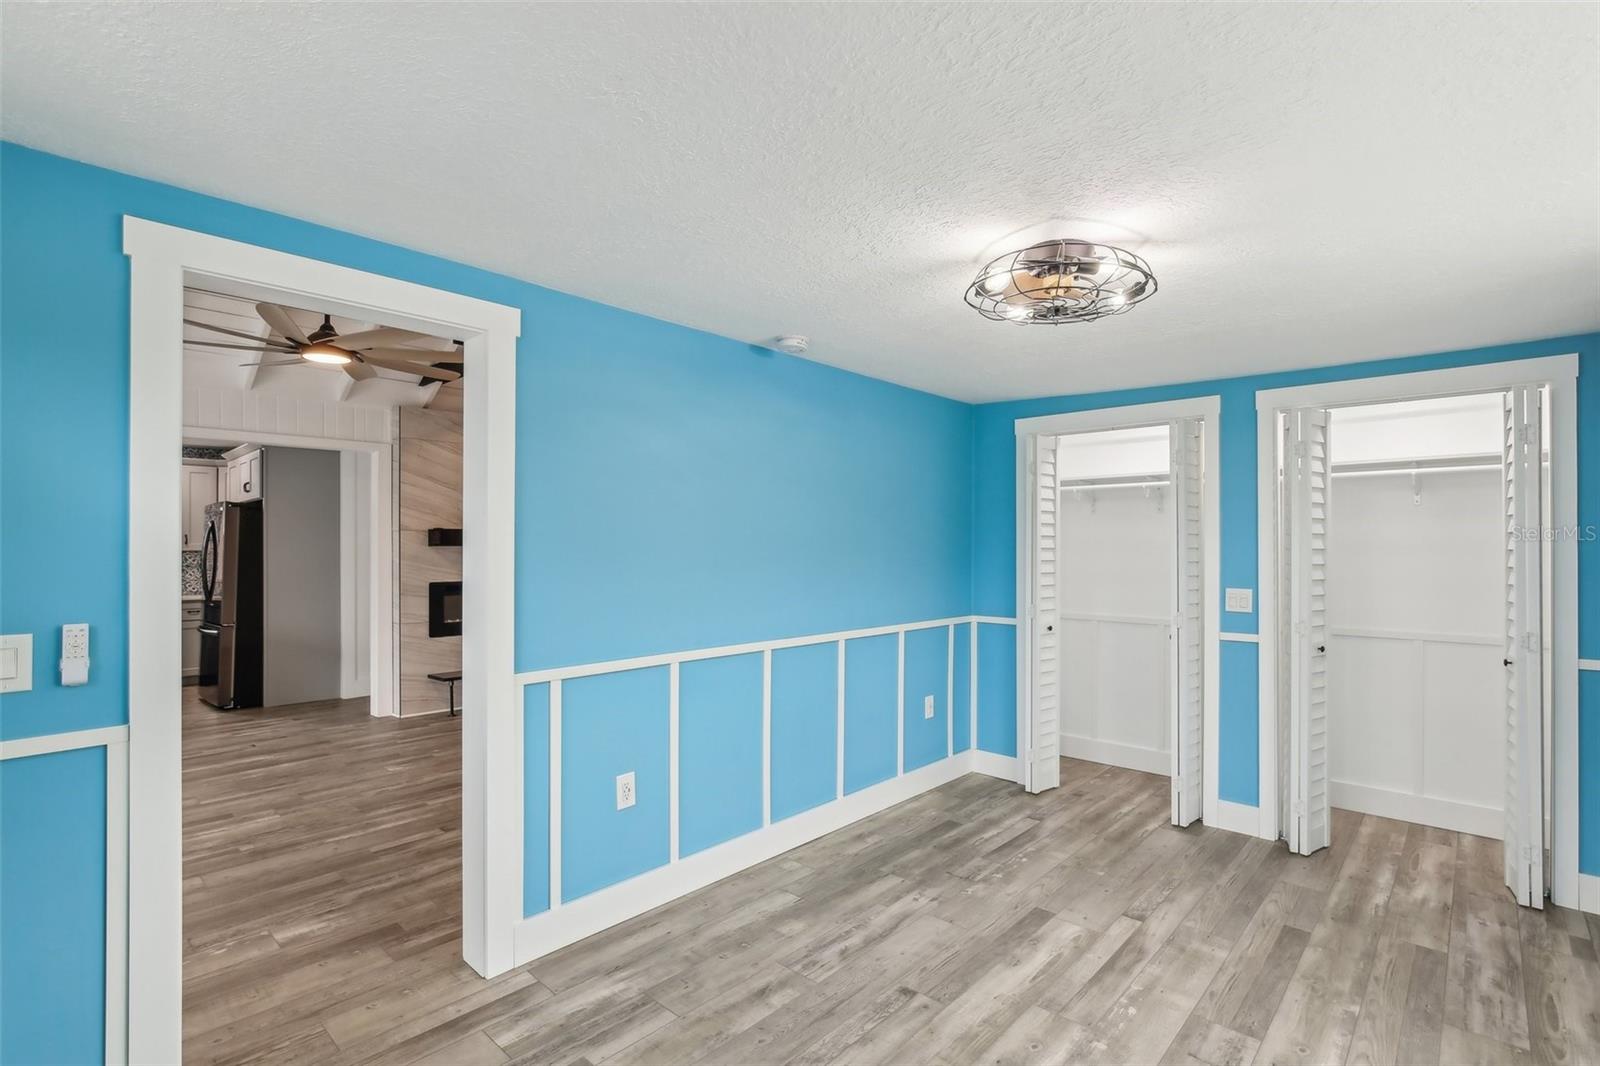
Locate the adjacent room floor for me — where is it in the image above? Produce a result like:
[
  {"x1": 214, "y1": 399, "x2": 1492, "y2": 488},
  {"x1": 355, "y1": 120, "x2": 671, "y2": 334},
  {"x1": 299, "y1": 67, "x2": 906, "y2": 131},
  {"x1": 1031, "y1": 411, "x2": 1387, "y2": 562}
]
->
[{"x1": 181, "y1": 699, "x2": 1600, "y2": 1065}]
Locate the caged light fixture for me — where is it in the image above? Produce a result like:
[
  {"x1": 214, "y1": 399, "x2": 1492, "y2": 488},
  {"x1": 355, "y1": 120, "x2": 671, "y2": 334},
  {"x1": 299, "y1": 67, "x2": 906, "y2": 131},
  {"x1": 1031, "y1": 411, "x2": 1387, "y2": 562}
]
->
[{"x1": 964, "y1": 239, "x2": 1157, "y2": 324}]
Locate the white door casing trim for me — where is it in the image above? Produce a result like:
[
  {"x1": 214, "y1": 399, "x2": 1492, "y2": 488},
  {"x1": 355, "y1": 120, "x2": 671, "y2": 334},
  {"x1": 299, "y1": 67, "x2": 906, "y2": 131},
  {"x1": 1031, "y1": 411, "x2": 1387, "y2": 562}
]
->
[
  {"x1": 1254, "y1": 353, "x2": 1580, "y2": 907},
  {"x1": 1014, "y1": 397, "x2": 1223, "y2": 828},
  {"x1": 123, "y1": 217, "x2": 522, "y2": 1064}
]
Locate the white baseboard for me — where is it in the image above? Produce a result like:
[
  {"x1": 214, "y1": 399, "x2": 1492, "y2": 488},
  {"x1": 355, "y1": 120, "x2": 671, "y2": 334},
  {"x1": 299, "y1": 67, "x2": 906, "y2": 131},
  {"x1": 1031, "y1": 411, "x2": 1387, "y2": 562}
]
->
[
  {"x1": 514, "y1": 752, "x2": 978, "y2": 966},
  {"x1": 1580, "y1": 874, "x2": 1599, "y2": 916},
  {"x1": 1330, "y1": 780, "x2": 1501, "y2": 840},
  {"x1": 1211, "y1": 798, "x2": 1267, "y2": 839},
  {"x1": 1060, "y1": 734, "x2": 1169, "y2": 777},
  {"x1": 968, "y1": 749, "x2": 1022, "y2": 783}
]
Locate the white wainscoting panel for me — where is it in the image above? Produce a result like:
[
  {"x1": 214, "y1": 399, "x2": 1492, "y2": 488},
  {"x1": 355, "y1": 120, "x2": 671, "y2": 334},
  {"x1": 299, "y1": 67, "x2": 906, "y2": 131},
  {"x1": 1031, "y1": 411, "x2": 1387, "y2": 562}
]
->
[{"x1": 516, "y1": 615, "x2": 1021, "y2": 966}]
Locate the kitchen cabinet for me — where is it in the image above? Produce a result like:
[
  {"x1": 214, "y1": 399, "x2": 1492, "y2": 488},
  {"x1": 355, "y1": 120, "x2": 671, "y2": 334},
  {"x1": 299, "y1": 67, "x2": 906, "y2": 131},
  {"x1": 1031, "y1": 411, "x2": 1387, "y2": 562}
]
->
[
  {"x1": 181, "y1": 600, "x2": 204, "y2": 678},
  {"x1": 225, "y1": 449, "x2": 264, "y2": 502},
  {"x1": 181, "y1": 463, "x2": 219, "y2": 550}
]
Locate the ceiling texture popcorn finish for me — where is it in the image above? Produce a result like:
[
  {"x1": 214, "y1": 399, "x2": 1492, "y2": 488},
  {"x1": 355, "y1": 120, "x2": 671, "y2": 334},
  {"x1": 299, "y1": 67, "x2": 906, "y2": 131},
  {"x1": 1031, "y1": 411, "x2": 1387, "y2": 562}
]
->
[{"x1": 2, "y1": 3, "x2": 1595, "y2": 401}]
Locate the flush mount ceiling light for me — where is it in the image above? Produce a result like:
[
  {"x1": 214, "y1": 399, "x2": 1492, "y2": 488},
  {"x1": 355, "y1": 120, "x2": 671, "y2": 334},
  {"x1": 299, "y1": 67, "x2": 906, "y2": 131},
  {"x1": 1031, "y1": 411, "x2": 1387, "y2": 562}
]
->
[{"x1": 964, "y1": 239, "x2": 1156, "y2": 324}]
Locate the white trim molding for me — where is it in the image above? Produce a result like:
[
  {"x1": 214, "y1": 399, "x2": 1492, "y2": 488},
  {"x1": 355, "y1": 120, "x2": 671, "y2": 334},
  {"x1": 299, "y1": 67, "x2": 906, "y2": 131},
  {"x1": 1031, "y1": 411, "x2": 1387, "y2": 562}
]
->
[
  {"x1": 1579, "y1": 659, "x2": 1600, "y2": 672},
  {"x1": 1255, "y1": 353, "x2": 1582, "y2": 907},
  {"x1": 518, "y1": 614, "x2": 1025, "y2": 964},
  {"x1": 0, "y1": 725, "x2": 129, "y2": 1066},
  {"x1": 1581, "y1": 874, "x2": 1600, "y2": 917},
  {"x1": 1219, "y1": 632, "x2": 1260, "y2": 644},
  {"x1": 1014, "y1": 395, "x2": 1224, "y2": 829},
  {"x1": 1211, "y1": 798, "x2": 1266, "y2": 839},
  {"x1": 123, "y1": 217, "x2": 522, "y2": 1064}
]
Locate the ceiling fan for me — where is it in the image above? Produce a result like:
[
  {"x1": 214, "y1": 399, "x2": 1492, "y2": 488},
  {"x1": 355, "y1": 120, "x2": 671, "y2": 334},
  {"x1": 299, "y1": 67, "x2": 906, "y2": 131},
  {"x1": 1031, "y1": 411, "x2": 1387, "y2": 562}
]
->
[{"x1": 184, "y1": 302, "x2": 463, "y2": 384}]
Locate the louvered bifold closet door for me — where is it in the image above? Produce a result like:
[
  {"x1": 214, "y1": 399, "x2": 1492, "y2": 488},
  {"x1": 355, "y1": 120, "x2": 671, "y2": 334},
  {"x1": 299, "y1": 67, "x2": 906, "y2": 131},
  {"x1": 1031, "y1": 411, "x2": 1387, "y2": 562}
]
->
[
  {"x1": 1287, "y1": 408, "x2": 1332, "y2": 856},
  {"x1": 1169, "y1": 418, "x2": 1204, "y2": 826},
  {"x1": 1502, "y1": 386, "x2": 1545, "y2": 909},
  {"x1": 1028, "y1": 433, "x2": 1061, "y2": 794}
]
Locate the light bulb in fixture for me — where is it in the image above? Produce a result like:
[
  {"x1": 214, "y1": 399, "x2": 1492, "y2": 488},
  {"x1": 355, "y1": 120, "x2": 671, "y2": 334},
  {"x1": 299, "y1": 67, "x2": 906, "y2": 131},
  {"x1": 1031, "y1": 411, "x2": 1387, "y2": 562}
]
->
[{"x1": 300, "y1": 342, "x2": 353, "y2": 365}]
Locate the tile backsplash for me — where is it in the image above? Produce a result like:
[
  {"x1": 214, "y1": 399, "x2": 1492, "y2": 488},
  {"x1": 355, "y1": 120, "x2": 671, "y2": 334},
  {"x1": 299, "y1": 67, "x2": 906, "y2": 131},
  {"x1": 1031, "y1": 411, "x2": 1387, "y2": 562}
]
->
[{"x1": 182, "y1": 550, "x2": 204, "y2": 596}]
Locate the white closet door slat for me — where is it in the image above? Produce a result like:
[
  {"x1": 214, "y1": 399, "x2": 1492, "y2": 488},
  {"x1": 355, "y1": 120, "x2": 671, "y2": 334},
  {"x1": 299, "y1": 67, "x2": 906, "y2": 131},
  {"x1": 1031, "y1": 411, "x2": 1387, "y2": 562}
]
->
[
  {"x1": 1502, "y1": 386, "x2": 1545, "y2": 908},
  {"x1": 1169, "y1": 417, "x2": 1204, "y2": 826},
  {"x1": 1287, "y1": 407, "x2": 1332, "y2": 855},
  {"x1": 1028, "y1": 434, "x2": 1061, "y2": 794}
]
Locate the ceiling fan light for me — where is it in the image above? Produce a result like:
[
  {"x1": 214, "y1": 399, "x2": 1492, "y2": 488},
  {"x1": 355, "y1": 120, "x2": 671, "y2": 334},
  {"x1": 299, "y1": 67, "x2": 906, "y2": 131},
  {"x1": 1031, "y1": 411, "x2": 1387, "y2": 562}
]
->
[
  {"x1": 965, "y1": 239, "x2": 1156, "y2": 324},
  {"x1": 301, "y1": 342, "x2": 353, "y2": 365}
]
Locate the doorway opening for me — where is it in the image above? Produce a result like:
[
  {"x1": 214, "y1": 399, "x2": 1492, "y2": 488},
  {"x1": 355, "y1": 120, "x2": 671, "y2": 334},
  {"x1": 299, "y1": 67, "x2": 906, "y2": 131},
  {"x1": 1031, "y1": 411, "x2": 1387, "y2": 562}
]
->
[
  {"x1": 1259, "y1": 355, "x2": 1580, "y2": 912},
  {"x1": 1016, "y1": 398, "x2": 1220, "y2": 828},
  {"x1": 124, "y1": 218, "x2": 521, "y2": 1062}
]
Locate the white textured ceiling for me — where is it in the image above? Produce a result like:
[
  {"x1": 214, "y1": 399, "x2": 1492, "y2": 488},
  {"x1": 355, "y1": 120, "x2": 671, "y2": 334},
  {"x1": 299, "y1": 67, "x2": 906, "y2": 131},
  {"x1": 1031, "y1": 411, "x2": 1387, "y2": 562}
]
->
[{"x1": 3, "y1": 3, "x2": 1596, "y2": 402}]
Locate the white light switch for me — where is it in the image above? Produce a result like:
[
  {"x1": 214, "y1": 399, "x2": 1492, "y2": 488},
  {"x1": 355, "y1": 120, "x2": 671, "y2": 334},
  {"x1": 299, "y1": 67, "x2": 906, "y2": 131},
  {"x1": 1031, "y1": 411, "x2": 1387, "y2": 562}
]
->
[
  {"x1": 60, "y1": 623, "x2": 89, "y2": 686},
  {"x1": 923, "y1": 694, "x2": 935, "y2": 720},
  {"x1": 616, "y1": 771, "x2": 636, "y2": 810},
  {"x1": 0, "y1": 635, "x2": 31, "y2": 694},
  {"x1": 1225, "y1": 588, "x2": 1254, "y2": 613}
]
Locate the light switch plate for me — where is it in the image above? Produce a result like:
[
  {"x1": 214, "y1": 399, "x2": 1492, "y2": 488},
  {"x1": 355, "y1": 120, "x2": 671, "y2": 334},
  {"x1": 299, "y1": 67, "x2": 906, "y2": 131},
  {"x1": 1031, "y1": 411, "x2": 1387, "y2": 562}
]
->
[
  {"x1": 1225, "y1": 588, "x2": 1254, "y2": 613},
  {"x1": 0, "y1": 634, "x2": 32, "y2": 693},
  {"x1": 923, "y1": 694, "x2": 935, "y2": 720},
  {"x1": 616, "y1": 771, "x2": 636, "y2": 810}
]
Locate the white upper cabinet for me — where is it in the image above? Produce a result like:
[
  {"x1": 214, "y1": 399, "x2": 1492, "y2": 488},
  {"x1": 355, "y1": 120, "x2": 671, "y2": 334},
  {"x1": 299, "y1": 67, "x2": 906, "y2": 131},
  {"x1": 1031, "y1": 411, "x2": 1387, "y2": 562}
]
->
[
  {"x1": 180, "y1": 463, "x2": 219, "y2": 550},
  {"x1": 225, "y1": 449, "x2": 264, "y2": 502}
]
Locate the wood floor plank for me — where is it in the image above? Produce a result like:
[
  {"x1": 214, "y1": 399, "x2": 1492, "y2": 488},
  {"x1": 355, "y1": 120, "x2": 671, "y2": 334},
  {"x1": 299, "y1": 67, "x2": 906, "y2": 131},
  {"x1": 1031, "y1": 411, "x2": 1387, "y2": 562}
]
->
[{"x1": 180, "y1": 699, "x2": 1600, "y2": 1066}]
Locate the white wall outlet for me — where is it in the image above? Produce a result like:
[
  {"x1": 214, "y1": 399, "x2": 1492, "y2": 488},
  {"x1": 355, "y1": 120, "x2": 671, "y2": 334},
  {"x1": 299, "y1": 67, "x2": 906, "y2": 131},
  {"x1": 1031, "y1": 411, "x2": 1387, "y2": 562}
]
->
[
  {"x1": 0, "y1": 634, "x2": 33, "y2": 694},
  {"x1": 923, "y1": 694, "x2": 935, "y2": 720},
  {"x1": 615, "y1": 771, "x2": 636, "y2": 810},
  {"x1": 60, "y1": 623, "x2": 89, "y2": 686},
  {"x1": 1224, "y1": 588, "x2": 1254, "y2": 613}
]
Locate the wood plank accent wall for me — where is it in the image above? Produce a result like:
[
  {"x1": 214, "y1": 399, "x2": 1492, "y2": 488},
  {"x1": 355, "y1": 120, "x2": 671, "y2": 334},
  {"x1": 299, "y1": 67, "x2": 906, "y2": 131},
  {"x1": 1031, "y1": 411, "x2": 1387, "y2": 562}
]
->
[{"x1": 397, "y1": 383, "x2": 463, "y2": 716}]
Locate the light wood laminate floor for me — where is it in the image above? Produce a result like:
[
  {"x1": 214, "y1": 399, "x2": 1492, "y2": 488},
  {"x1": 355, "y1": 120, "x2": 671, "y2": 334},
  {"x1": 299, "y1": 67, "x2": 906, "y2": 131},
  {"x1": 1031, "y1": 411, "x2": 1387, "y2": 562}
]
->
[{"x1": 182, "y1": 691, "x2": 1600, "y2": 1065}]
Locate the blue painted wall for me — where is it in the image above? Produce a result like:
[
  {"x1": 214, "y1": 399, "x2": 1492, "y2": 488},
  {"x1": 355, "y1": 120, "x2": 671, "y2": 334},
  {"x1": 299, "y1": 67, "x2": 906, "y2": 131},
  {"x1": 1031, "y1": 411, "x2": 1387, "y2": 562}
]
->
[
  {"x1": 0, "y1": 748, "x2": 107, "y2": 1066},
  {"x1": 843, "y1": 634, "x2": 899, "y2": 793},
  {"x1": 678, "y1": 654, "x2": 764, "y2": 857},
  {"x1": 951, "y1": 622, "x2": 972, "y2": 753},
  {"x1": 902, "y1": 627, "x2": 950, "y2": 772},
  {"x1": 970, "y1": 331, "x2": 1599, "y2": 866},
  {"x1": 770, "y1": 643, "x2": 840, "y2": 822},
  {"x1": 560, "y1": 668, "x2": 672, "y2": 900},
  {"x1": 522, "y1": 684, "x2": 551, "y2": 917}
]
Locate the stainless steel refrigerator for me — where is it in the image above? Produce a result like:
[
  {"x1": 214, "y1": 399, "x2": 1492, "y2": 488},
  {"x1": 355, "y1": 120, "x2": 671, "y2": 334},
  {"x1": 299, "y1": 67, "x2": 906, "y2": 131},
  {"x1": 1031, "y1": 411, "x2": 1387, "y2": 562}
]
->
[{"x1": 197, "y1": 500, "x2": 263, "y2": 709}]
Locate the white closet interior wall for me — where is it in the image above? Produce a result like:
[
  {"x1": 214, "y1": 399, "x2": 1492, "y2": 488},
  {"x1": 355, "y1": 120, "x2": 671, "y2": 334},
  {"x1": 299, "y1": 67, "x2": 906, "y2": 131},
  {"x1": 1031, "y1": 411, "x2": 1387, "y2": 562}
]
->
[
  {"x1": 1056, "y1": 425, "x2": 1173, "y2": 776},
  {"x1": 1325, "y1": 394, "x2": 1508, "y2": 838}
]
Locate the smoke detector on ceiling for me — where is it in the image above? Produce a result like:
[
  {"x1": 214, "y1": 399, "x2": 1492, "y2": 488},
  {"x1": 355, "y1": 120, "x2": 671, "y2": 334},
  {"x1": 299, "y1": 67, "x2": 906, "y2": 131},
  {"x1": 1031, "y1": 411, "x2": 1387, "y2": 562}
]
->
[{"x1": 772, "y1": 335, "x2": 809, "y2": 355}]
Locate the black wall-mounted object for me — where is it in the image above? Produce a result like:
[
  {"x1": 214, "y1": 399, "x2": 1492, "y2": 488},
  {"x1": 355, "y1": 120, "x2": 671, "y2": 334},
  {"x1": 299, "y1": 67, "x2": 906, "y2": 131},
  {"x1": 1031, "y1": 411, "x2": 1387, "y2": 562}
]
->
[
  {"x1": 428, "y1": 581, "x2": 462, "y2": 637},
  {"x1": 427, "y1": 527, "x2": 463, "y2": 546}
]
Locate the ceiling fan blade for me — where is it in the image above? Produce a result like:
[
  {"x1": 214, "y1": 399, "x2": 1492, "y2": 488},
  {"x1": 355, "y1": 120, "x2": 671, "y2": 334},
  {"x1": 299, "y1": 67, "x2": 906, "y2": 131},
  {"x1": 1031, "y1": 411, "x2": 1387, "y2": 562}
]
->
[
  {"x1": 187, "y1": 341, "x2": 299, "y2": 353},
  {"x1": 240, "y1": 359, "x2": 306, "y2": 368},
  {"x1": 183, "y1": 319, "x2": 295, "y2": 347},
  {"x1": 342, "y1": 359, "x2": 377, "y2": 381},
  {"x1": 256, "y1": 302, "x2": 309, "y2": 344},
  {"x1": 359, "y1": 349, "x2": 463, "y2": 379},
  {"x1": 329, "y1": 326, "x2": 434, "y2": 350}
]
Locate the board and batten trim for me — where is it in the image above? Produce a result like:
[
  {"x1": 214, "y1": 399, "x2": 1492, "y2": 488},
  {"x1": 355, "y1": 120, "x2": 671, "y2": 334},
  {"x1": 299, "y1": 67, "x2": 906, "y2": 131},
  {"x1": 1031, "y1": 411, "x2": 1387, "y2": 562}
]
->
[
  {"x1": 1581, "y1": 874, "x2": 1600, "y2": 916},
  {"x1": 1579, "y1": 659, "x2": 1600, "y2": 671},
  {"x1": 0, "y1": 724, "x2": 129, "y2": 1066},
  {"x1": 517, "y1": 615, "x2": 1023, "y2": 964},
  {"x1": 1219, "y1": 632, "x2": 1260, "y2": 644}
]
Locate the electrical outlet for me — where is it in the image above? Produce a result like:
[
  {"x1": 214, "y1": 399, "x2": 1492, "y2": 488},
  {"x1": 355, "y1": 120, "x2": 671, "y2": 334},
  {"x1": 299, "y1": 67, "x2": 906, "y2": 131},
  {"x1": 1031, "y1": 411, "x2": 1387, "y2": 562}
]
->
[
  {"x1": 1224, "y1": 588, "x2": 1254, "y2": 613},
  {"x1": 616, "y1": 771, "x2": 636, "y2": 810},
  {"x1": 923, "y1": 694, "x2": 935, "y2": 720}
]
